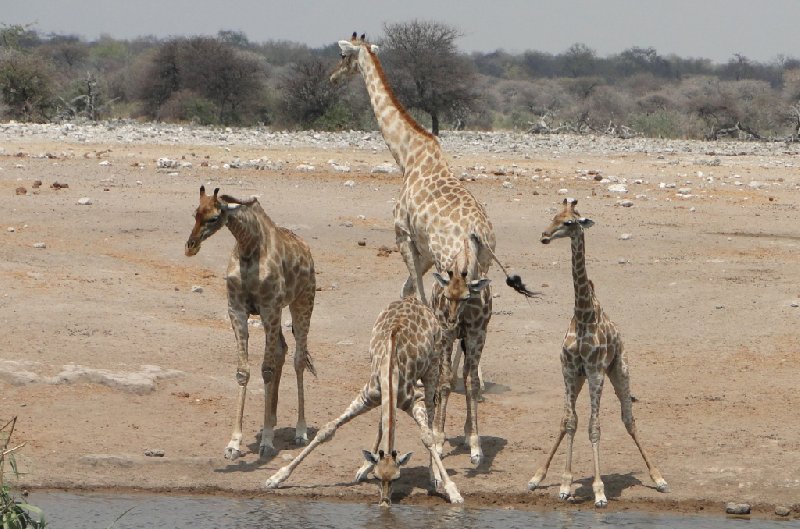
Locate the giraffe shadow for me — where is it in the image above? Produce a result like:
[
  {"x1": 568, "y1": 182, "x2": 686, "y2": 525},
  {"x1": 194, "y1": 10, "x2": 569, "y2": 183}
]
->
[
  {"x1": 213, "y1": 426, "x2": 319, "y2": 474},
  {"x1": 451, "y1": 380, "x2": 511, "y2": 396},
  {"x1": 569, "y1": 472, "x2": 643, "y2": 503},
  {"x1": 446, "y1": 434, "x2": 507, "y2": 475}
]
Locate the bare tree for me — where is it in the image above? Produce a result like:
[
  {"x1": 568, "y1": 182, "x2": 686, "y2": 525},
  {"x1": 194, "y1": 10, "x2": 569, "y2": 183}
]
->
[
  {"x1": 380, "y1": 20, "x2": 479, "y2": 135},
  {"x1": 279, "y1": 57, "x2": 344, "y2": 128}
]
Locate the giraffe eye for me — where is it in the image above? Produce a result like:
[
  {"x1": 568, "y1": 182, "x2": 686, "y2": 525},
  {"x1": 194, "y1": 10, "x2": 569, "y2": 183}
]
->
[
  {"x1": 564, "y1": 220, "x2": 575, "y2": 226},
  {"x1": 208, "y1": 215, "x2": 220, "y2": 223}
]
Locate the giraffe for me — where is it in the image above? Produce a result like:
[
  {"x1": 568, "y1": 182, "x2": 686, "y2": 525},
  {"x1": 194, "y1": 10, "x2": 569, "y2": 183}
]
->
[
  {"x1": 265, "y1": 297, "x2": 463, "y2": 506},
  {"x1": 331, "y1": 33, "x2": 536, "y2": 467},
  {"x1": 527, "y1": 198, "x2": 669, "y2": 507},
  {"x1": 185, "y1": 186, "x2": 316, "y2": 460}
]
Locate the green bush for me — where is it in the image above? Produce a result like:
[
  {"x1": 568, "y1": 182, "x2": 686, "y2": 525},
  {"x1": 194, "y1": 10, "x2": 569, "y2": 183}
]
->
[
  {"x1": 1, "y1": 417, "x2": 45, "y2": 529},
  {"x1": 0, "y1": 50, "x2": 54, "y2": 122}
]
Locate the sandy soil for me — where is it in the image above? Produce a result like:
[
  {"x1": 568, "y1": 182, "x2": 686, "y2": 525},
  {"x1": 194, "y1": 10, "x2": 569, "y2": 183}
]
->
[{"x1": 1, "y1": 131, "x2": 799, "y2": 520}]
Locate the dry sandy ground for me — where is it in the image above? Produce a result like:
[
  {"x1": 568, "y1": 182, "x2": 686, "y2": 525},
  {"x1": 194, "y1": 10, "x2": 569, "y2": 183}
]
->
[{"x1": 1, "y1": 131, "x2": 799, "y2": 520}]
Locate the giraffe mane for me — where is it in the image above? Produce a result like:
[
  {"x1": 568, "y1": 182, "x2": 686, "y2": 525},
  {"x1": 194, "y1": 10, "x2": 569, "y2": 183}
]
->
[{"x1": 365, "y1": 46, "x2": 435, "y2": 140}]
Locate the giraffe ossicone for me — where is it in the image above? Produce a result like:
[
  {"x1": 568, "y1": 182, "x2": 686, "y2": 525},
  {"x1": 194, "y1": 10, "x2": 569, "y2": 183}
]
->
[
  {"x1": 528, "y1": 198, "x2": 669, "y2": 507},
  {"x1": 186, "y1": 185, "x2": 317, "y2": 461}
]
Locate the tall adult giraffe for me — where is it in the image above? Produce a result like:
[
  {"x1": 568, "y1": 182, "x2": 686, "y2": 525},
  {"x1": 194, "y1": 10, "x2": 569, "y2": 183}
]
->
[
  {"x1": 528, "y1": 198, "x2": 668, "y2": 507},
  {"x1": 331, "y1": 33, "x2": 536, "y2": 466},
  {"x1": 185, "y1": 186, "x2": 316, "y2": 460}
]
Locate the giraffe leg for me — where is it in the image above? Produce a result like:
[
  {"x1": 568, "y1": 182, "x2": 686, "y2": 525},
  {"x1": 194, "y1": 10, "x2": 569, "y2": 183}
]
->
[
  {"x1": 259, "y1": 309, "x2": 286, "y2": 458},
  {"x1": 607, "y1": 354, "x2": 669, "y2": 493},
  {"x1": 586, "y1": 369, "x2": 608, "y2": 507},
  {"x1": 529, "y1": 373, "x2": 584, "y2": 498},
  {"x1": 408, "y1": 390, "x2": 463, "y2": 504},
  {"x1": 434, "y1": 333, "x2": 456, "y2": 458},
  {"x1": 225, "y1": 305, "x2": 250, "y2": 461},
  {"x1": 290, "y1": 292, "x2": 315, "y2": 446},
  {"x1": 266, "y1": 387, "x2": 378, "y2": 488},
  {"x1": 395, "y1": 226, "x2": 430, "y2": 304},
  {"x1": 421, "y1": 367, "x2": 443, "y2": 486},
  {"x1": 355, "y1": 414, "x2": 382, "y2": 482},
  {"x1": 449, "y1": 341, "x2": 463, "y2": 390},
  {"x1": 462, "y1": 299, "x2": 490, "y2": 466}
]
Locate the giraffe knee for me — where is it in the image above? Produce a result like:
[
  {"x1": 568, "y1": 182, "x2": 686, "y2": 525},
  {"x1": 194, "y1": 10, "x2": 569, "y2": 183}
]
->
[
  {"x1": 261, "y1": 365, "x2": 274, "y2": 383},
  {"x1": 420, "y1": 429, "x2": 434, "y2": 448},
  {"x1": 589, "y1": 425, "x2": 601, "y2": 444},
  {"x1": 236, "y1": 368, "x2": 250, "y2": 386}
]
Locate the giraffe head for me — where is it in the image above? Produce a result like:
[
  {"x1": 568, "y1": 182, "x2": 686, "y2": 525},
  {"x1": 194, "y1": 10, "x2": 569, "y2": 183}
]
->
[
  {"x1": 185, "y1": 185, "x2": 240, "y2": 256},
  {"x1": 432, "y1": 238, "x2": 491, "y2": 330},
  {"x1": 362, "y1": 449, "x2": 412, "y2": 507},
  {"x1": 330, "y1": 32, "x2": 379, "y2": 83},
  {"x1": 540, "y1": 198, "x2": 595, "y2": 245}
]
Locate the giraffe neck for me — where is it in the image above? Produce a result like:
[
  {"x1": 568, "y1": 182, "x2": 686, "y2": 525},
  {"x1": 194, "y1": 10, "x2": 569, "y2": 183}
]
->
[
  {"x1": 379, "y1": 330, "x2": 399, "y2": 455},
  {"x1": 225, "y1": 202, "x2": 275, "y2": 258},
  {"x1": 357, "y1": 48, "x2": 440, "y2": 174},
  {"x1": 570, "y1": 231, "x2": 595, "y2": 316}
]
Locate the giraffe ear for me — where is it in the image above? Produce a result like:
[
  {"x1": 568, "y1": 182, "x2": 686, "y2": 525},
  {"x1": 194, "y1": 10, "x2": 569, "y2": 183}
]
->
[
  {"x1": 362, "y1": 450, "x2": 379, "y2": 464},
  {"x1": 338, "y1": 40, "x2": 359, "y2": 54},
  {"x1": 432, "y1": 272, "x2": 450, "y2": 288},
  {"x1": 370, "y1": 44, "x2": 380, "y2": 54},
  {"x1": 396, "y1": 452, "x2": 413, "y2": 466},
  {"x1": 578, "y1": 217, "x2": 594, "y2": 228},
  {"x1": 468, "y1": 278, "x2": 491, "y2": 294}
]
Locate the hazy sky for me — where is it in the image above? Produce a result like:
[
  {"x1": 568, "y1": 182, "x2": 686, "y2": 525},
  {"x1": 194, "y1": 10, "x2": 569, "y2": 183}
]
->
[{"x1": 3, "y1": 0, "x2": 798, "y2": 63}]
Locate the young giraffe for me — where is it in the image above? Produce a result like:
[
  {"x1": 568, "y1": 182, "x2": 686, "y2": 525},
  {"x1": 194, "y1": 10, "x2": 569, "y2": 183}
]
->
[
  {"x1": 528, "y1": 198, "x2": 668, "y2": 507},
  {"x1": 264, "y1": 297, "x2": 463, "y2": 506},
  {"x1": 185, "y1": 186, "x2": 316, "y2": 460},
  {"x1": 331, "y1": 33, "x2": 535, "y2": 466}
]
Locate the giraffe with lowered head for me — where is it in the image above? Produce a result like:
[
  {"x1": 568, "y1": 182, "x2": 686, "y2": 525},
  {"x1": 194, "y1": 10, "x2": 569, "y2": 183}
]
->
[
  {"x1": 185, "y1": 186, "x2": 316, "y2": 460},
  {"x1": 331, "y1": 32, "x2": 536, "y2": 467},
  {"x1": 528, "y1": 198, "x2": 668, "y2": 507},
  {"x1": 265, "y1": 297, "x2": 463, "y2": 506}
]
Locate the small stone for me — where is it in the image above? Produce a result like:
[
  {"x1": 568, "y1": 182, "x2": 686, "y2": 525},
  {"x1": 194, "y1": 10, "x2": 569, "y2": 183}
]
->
[
  {"x1": 295, "y1": 164, "x2": 315, "y2": 172},
  {"x1": 690, "y1": 207, "x2": 696, "y2": 212},
  {"x1": 502, "y1": 181, "x2": 513, "y2": 189},
  {"x1": 774, "y1": 506, "x2": 791, "y2": 517},
  {"x1": 15, "y1": 186, "x2": 26, "y2": 195},
  {"x1": 357, "y1": 239, "x2": 366, "y2": 246},
  {"x1": 557, "y1": 188, "x2": 568, "y2": 195},
  {"x1": 619, "y1": 233, "x2": 632, "y2": 240},
  {"x1": 7, "y1": 227, "x2": 15, "y2": 232},
  {"x1": 98, "y1": 160, "x2": 111, "y2": 166},
  {"x1": 51, "y1": 181, "x2": 68, "y2": 189},
  {"x1": 371, "y1": 163, "x2": 397, "y2": 174},
  {"x1": 677, "y1": 187, "x2": 692, "y2": 195},
  {"x1": 725, "y1": 502, "x2": 751, "y2": 515},
  {"x1": 618, "y1": 200, "x2": 634, "y2": 207},
  {"x1": 77, "y1": 197, "x2": 93, "y2": 205},
  {"x1": 157, "y1": 158, "x2": 178, "y2": 169},
  {"x1": 790, "y1": 302, "x2": 799, "y2": 308},
  {"x1": 190, "y1": 285, "x2": 203, "y2": 293},
  {"x1": 33, "y1": 242, "x2": 46, "y2": 249},
  {"x1": 31, "y1": 180, "x2": 42, "y2": 188},
  {"x1": 607, "y1": 183, "x2": 628, "y2": 193},
  {"x1": 144, "y1": 449, "x2": 165, "y2": 457},
  {"x1": 343, "y1": 180, "x2": 355, "y2": 188},
  {"x1": 341, "y1": 221, "x2": 353, "y2": 228}
]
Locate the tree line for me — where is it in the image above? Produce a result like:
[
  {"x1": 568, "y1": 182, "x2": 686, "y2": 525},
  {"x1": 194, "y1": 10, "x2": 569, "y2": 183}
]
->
[{"x1": 1, "y1": 21, "x2": 799, "y2": 140}]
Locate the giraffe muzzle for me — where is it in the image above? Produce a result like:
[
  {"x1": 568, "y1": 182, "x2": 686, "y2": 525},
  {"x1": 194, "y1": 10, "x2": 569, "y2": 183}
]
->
[
  {"x1": 185, "y1": 238, "x2": 201, "y2": 256},
  {"x1": 540, "y1": 235, "x2": 552, "y2": 244}
]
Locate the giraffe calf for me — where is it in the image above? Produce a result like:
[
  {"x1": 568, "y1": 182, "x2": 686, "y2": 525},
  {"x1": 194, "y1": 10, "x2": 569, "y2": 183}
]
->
[{"x1": 265, "y1": 297, "x2": 462, "y2": 506}]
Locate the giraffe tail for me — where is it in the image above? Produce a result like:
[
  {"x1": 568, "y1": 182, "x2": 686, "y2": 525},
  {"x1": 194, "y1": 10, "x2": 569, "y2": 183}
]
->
[{"x1": 469, "y1": 233, "x2": 541, "y2": 299}]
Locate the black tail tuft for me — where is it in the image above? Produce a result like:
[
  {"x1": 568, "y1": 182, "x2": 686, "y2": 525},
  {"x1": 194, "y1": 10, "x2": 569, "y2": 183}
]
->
[{"x1": 506, "y1": 274, "x2": 541, "y2": 298}]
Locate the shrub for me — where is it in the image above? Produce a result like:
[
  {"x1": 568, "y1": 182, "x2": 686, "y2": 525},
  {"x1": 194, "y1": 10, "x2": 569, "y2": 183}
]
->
[{"x1": 0, "y1": 49, "x2": 54, "y2": 121}]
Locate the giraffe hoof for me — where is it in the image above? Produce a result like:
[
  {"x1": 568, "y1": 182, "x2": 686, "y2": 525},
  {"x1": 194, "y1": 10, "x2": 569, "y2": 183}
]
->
[
  {"x1": 595, "y1": 499, "x2": 608, "y2": 508},
  {"x1": 656, "y1": 480, "x2": 670, "y2": 493},
  {"x1": 558, "y1": 492, "x2": 571, "y2": 501},
  {"x1": 258, "y1": 443, "x2": 277, "y2": 459},
  {"x1": 470, "y1": 453, "x2": 483, "y2": 466},
  {"x1": 527, "y1": 479, "x2": 540, "y2": 491},
  {"x1": 294, "y1": 435, "x2": 309, "y2": 446},
  {"x1": 224, "y1": 447, "x2": 242, "y2": 461}
]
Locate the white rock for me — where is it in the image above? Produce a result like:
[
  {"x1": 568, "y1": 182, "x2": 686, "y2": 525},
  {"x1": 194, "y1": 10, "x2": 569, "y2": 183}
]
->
[
  {"x1": 98, "y1": 160, "x2": 111, "y2": 166},
  {"x1": 190, "y1": 285, "x2": 203, "y2": 293},
  {"x1": 607, "y1": 184, "x2": 628, "y2": 193},
  {"x1": 557, "y1": 188, "x2": 568, "y2": 194},
  {"x1": 371, "y1": 163, "x2": 397, "y2": 174},
  {"x1": 618, "y1": 200, "x2": 634, "y2": 207},
  {"x1": 7, "y1": 227, "x2": 15, "y2": 232},
  {"x1": 295, "y1": 164, "x2": 315, "y2": 172},
  {"x1": 332, "y1": 164, "x2": 351, "y2": 173},
  {"x1": 33, "y1": 242, "x2": 46, "y2": 249},
  {"x1": 157, "y1": 158, "x2": 178, "y2": 168},
  {"x1": 677, "y1": 188, "x2": 692, "y2": 195},
  {"x1": 502, "y1": 181, "x2": 514, "y2": 189},
  {"x1": 344, "y1": 180, "x2": 355, "y2": 188},
  {"x1": 619, "y1": 233, "x2": 633, "y2": 240},
  {"x1": 77, "y1": 197, "x2": 93, "y2": 205}
]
